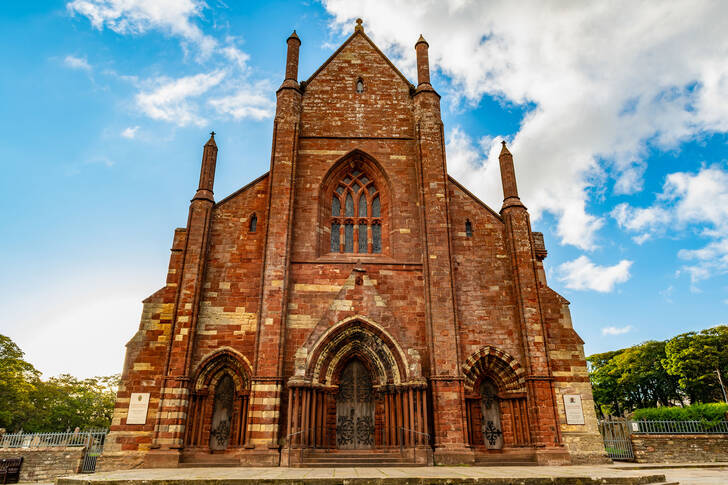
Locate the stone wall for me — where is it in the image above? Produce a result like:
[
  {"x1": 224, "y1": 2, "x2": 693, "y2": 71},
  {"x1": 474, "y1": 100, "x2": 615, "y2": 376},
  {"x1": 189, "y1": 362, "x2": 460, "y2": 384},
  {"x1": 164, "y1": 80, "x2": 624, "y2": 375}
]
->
[
  {"x1": 631, "y1": 434, "x2": 728, "y2": 463},
  {"x1": 0, "y1": 447, "x2": 84, "y2": 482}
]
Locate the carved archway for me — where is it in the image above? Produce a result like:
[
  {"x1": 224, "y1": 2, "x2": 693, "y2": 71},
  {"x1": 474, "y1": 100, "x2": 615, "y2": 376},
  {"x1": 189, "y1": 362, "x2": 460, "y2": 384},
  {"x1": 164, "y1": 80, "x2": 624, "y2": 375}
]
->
[
  {"x1": 184, "y1": 349, "x2": 252, "y2": 450},
  {"x1": 286, "y1": 317, "x2": 429, "y2": 451},
  {"x1": 461, "y1": 347, "x2": 531, "y2": 448},
  {"x1": 307, "y1": 316, "x2": 408, "y2": 386},
  {"x1": 462, "y1": 346, "x2": 526, "y2": 393}
]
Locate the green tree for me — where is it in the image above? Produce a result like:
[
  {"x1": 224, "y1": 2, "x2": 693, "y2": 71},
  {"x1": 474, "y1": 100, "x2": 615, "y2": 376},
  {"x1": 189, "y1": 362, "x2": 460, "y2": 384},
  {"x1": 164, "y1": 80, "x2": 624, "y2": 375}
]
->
[
  {"x1": 0, "y1": 334, "x2": 41, "y2": 431},
  {"x1": 663, "y1": 325, "x2": 728, "y2": 403},
  {"x1": 587, "y1": 349, "x2": 624, "y2": 416},
  {"x1": 24, "y1": 374, "x2": 120, "y2": 432},
  {"x1": 611, "y1": 340, "x2": 682, "y2": 409},
  {"x1": 588, "y1": 341, "x2": 682, "y2": 416}
]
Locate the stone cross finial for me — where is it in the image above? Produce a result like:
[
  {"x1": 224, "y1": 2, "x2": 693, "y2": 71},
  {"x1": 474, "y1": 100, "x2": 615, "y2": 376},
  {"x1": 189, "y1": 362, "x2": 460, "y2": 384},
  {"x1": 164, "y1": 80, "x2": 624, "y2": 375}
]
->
[{"x1": 355, "y1": 18, "x2": 364, "y2": 32}]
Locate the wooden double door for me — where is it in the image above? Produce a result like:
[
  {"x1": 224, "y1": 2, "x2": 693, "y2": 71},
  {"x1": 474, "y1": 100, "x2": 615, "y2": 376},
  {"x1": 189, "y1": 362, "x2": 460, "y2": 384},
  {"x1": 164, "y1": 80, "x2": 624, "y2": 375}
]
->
[{"x1": 336, "y1": 360, "x2": 375, "y2": 449}]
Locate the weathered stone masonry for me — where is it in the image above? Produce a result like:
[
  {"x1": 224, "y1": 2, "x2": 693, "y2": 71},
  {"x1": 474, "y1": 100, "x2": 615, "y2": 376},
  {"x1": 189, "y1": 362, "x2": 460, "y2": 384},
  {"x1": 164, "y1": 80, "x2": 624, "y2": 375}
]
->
[{"x1": 101, "y1": 20, "x2": 606, "y2": 469}]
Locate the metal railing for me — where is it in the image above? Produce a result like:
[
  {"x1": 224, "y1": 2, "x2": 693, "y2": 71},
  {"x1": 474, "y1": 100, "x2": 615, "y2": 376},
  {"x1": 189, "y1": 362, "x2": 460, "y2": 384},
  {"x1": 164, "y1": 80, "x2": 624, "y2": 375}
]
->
[
  {"x1": 0, "y1": 430, "x2": 107, "y2": 473},
  {"x1": 398, "y1": 426, "x2": 431, "y2": 464},
  {"x1": 283, "y1": 428, "x2": 310, "y2": 466},
  {"x1": 598, "y1": 419, "x2": 633, "y2": 460},
  {"x1": 631, "y1": 419, "x2": 728, "y2": 434},
  {"x1": 0, "y1": 430, "x2": 106, "y2": 449}
]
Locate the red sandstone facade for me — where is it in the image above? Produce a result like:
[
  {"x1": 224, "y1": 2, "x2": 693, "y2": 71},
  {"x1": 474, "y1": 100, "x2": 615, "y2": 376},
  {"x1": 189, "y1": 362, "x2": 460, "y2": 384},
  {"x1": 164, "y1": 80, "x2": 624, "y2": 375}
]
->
[{"x1": 102, "y1": 21, "x2": 607, "y2": 468}]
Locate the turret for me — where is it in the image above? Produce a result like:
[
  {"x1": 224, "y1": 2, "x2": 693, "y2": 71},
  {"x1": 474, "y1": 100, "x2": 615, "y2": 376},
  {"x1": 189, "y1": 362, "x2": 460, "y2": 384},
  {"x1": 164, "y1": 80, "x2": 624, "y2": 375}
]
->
[
  {"x1": 415, "y1": 34, "x2": 431, "y2": 87},
  {"x1": 498, "y1": 141, "x2": 525, "y2": 211},
  {"x1": 193, "y1": 131, "x2": 217, "y2": 202},
  {"x1": 281, "y1": 30, "x2": 301, "y2": 89}
]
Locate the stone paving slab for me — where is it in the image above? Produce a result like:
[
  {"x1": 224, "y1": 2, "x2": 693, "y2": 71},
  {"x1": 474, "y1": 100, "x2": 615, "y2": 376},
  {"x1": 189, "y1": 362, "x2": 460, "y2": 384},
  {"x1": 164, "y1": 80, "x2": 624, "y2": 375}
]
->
[{"x1": 55, "y1": 466, "x2": 670, "y2": 485}]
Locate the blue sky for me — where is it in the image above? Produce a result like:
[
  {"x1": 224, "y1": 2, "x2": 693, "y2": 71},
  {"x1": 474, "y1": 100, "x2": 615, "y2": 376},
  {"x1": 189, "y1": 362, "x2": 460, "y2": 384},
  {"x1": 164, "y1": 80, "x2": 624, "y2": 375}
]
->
[{"x1": 1, "y1": 1, "x2": 726, "y2": 378}]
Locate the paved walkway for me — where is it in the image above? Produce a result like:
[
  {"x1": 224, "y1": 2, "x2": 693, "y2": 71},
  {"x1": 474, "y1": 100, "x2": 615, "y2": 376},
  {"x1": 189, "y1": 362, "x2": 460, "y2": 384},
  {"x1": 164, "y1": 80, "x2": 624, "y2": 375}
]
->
[
  {"x1": 56, "y1": 465, "x2": 672, "y2": 484},
  {"x1": 44, "y1": 463, "x2": 728, "y2": 485}
]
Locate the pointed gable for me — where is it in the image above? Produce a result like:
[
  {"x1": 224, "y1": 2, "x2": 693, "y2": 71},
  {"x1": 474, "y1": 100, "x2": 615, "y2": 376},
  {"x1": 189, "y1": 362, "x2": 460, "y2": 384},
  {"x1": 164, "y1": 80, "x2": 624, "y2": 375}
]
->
[{"x1": 300, "y1": 31, "x2": 416, "y2": 138}]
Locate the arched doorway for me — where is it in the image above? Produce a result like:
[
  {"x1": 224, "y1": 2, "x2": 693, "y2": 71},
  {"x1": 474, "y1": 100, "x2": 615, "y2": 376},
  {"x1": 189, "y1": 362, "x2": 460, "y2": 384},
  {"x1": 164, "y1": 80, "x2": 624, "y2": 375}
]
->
[
  {"x1": 479, "y1": 378, "x2": 503, "y2": 449},
  {"x1": 209, "y1": 374, "x2": 235, "y2": 450},
  {"x1": 184, "y1": 350, "x2": 251, "y2": 451},
  {"x1": 336, "y1": 360, "x2": 374, "y2": 449},
  {"x1": 462, "y1": 347, "x2": 531, "y2": 450}
]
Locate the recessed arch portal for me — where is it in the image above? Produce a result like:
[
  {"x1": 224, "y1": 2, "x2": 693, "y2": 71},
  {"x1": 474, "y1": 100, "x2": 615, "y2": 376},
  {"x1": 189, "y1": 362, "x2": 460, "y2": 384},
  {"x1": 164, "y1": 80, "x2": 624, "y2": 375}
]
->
[
  {"x1": 462, "y1": 346, "x2": 526, "y2": 393},
  {"x1": 306, "y1": 316, "x2": 408, "y2": 386},
  {"x1": 184, "y1": 348, "x2": 252, "y2": 450}
]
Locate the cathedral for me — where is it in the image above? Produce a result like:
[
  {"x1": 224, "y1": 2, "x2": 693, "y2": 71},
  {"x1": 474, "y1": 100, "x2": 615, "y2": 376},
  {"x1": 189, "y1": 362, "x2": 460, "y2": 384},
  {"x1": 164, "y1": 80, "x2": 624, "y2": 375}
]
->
[{"x1": 101, "y1": 20, "x2": 607, "y2": 468}]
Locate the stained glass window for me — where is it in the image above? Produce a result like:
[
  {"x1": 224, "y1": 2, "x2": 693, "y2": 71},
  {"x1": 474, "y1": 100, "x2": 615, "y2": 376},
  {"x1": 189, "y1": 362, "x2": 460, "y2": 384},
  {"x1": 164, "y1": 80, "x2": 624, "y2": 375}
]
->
[
  {"x1": 331, "y1": 223, "x2": 340, "y2": 252},
  {"x1": 344, "y1": 223, "x2": 354, "y2": 253},
  {"x1": 328, "y1": 167, "x2": 383, "y2": 255},
  {"x1": 358, "y1": 223, "x2": 367, "y2": 252},
  {"x1": 345, "y1": 193, "x2": 354, "y2": 217},
  {"x1": 372, "y1": 224, "x2": 381, "y2": 253},
  {"x1": 332, "y1": 197, "x2": 340, "y2": 216}
]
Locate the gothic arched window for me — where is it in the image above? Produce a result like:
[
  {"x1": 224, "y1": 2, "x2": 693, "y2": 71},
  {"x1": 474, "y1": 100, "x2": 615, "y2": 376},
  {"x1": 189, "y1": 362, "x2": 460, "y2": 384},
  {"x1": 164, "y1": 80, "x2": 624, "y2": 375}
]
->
[
  {"x1": 249, "y1": 213, "x2": 257, "y2": 233},
  {"x1": 330, "y1": 169, "x2": 381, "y2": 254},
  {"x1": 465, "y1": 219, "x2": 472, "y2": 238}
]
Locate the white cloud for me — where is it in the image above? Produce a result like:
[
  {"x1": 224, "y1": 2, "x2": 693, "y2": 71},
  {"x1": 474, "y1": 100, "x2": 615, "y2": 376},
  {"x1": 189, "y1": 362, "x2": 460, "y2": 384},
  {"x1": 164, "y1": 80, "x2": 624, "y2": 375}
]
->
[
  {"x1": 67, "y1": 0, "x2": 215, "y2": 56},
  {"x1": 67, "y1": 0, "x2": 273, "y2": 126},
  {"x1": 601, "y1": 325, "x2": 633, "y2": 336},
  {"x1": 614, "y1": 165, "x2": 728, "y2": 285},
  {"x1": 322, "y1": 1, "x2": 728, "y2": 251},
  {"x1": 209, "y1": 81, "x2": 275, "y2": 121},
  {"x1": 557, "y1": 255, "x2": 633, "y2": 292},
  {"x1": 135, "y1": 71, "x2": 226, "y2": 126},
  {"x1": 659, "y1": 285, "x2": 675, "y2": 303},
  {"x1": 121, "y1": 125, "x2": 139, "y2": 139},
  {"x1": 64, "y1": 54, "x2": 91, "y2": 71}
]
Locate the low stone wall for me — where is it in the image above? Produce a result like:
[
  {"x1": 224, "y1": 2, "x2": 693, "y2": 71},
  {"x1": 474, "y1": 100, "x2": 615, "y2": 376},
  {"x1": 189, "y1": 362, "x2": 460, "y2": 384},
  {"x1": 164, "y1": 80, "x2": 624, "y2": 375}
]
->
[
  {"x1": 630, "y1": 433, "x2": 728, "y2": 463},
  {"x1": 0, "y1": 447, "x2": 85, "y2": 482}
]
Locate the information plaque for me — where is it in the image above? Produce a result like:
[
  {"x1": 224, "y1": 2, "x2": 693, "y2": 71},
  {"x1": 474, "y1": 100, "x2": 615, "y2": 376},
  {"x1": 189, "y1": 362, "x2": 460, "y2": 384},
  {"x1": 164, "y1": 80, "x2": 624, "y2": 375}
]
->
[
  {"x1": 127, "y1": 393, "x2": 150, "y2": 425},
  {"x1": 563, "y1": 394, "x2": 585, "y2": 425}
]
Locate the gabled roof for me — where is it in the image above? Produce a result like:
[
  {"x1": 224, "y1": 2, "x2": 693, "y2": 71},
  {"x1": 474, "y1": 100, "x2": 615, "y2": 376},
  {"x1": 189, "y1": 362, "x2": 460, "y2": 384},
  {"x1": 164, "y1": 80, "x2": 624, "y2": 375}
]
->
[{"x1": 304, "y1": 27, "x2": 414, "y2": 89}]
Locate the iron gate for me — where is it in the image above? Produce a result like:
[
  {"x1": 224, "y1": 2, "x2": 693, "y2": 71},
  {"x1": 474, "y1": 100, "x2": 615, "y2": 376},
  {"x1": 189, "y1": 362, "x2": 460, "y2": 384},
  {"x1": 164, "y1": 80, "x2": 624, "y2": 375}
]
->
[
  {"x1": 81, "y1": 431, "x2": 107, "y2": 472},
  {"x1": 598, "y1": 418, "x2": 634, "y2": 460}
]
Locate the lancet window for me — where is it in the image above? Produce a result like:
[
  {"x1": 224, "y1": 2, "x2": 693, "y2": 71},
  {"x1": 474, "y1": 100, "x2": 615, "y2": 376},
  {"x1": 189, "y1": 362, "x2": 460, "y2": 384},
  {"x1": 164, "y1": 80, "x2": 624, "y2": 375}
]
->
[{"x1": 329, "y1": 169, "x2": 382, "y2": 254}]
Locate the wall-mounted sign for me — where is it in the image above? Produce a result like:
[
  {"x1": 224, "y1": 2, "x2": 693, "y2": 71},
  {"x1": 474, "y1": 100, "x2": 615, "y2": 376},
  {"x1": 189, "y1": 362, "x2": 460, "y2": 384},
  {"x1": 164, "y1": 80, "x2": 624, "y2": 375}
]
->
[
  {"x1": 563, "y1": 394, "x2": 585, "y2": 425},
  {"x1": 127, "y1": 393, "x2": 150, "y2": 425}
]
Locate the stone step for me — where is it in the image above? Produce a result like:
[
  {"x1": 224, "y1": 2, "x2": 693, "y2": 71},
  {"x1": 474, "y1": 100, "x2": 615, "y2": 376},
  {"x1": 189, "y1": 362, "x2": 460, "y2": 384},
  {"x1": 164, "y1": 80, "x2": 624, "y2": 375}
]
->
[
  {"x1": 178, "y1": 454, "x2": 240, "y2": 468},
  {"x1": 178, "y1": 462, "x2": 240, "y2": 468}
]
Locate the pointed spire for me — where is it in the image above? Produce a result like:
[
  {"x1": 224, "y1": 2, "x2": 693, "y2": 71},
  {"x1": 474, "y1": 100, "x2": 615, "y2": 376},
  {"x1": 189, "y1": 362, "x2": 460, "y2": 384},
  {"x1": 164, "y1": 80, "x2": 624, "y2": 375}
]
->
[
  {"x1": 205, "y1": 130, "x2": 217, "y2": 147},
  {"x1": 498, "y1": 140, "x2": 524, "y2": 211},
  {"x1": 287, "y1": 30, "x2": 300, "y2": 44},
  {"x1": 415, "y1": 33, "x2": 431, "y2": 87},
  {"x1": 194, "y1": 132, "x2": 218, "y2": 202},
  {"x1": 355, "y1": 18, "x2": 364, "y2": 32},
  {"x1": 283, "y1": 29, "x2": 302, "y2": 84},
  {"x1": 499, "y1": 140, "x2": 511, "y2": 156}
]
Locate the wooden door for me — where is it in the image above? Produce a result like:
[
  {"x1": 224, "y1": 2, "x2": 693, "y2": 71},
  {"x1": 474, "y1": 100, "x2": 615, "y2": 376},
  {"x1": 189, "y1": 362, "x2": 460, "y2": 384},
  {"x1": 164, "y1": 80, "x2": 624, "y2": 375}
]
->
[
  {"x1": 480, "y1": 380, "x2": 504, "y2": 449},
  {"x1": 336, "y1": 360, "x2": 374, "y2": 449},
  {"x1": 209, "y1": 374, "x2": 234, "y2": 450}
]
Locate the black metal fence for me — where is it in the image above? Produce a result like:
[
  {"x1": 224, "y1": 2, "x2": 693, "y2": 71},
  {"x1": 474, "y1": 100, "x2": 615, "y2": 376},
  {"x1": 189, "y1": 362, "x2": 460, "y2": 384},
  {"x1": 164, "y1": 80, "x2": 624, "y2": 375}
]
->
[
  {"x1": 598, "y1": 418, "x2": 634, "y2": 460},
  {"x1": 0, "y1": 430, "x2": 107, "y2": 473},
  {"x1": 631, "y1": 419, "x2": 728, "y2": 434}
]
